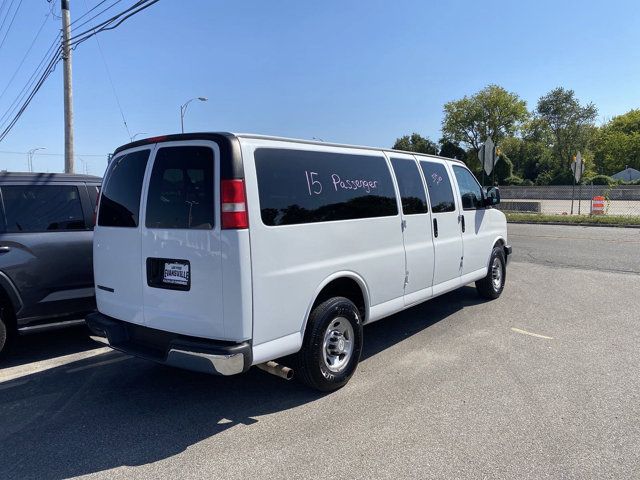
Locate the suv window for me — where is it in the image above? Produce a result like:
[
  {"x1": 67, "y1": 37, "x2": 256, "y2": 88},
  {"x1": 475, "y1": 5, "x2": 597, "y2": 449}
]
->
[
  {"x1": 1, "y1": 185, "x2": 85, "y2": 232},
  {"x1": 98, "y1": 149, "x2": 150, "y2": 227},
  {"x1": 420, "y1": 161, "x2": 456, "y2": 213},
  {"x1": 255, "y1": 148, "x2": 398, "y2": 226},
  {"x1": 86, "y1": 185, "x2": 100, "y2": 227},
  {"x1": 145, "y1": 146, "x2": 215, "y2": 229},
  {"x1": 390, "y1": 157, "x2": 428, "y2": 214},
  {"x1": 453, "y1": 165, "x2": 484, "y2": 210}
]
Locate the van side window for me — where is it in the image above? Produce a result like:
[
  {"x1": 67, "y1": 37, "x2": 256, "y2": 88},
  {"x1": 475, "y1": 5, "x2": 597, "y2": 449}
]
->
[
  {"x1": 390, "y1": 158, "x2": 428, "y2": 215},
  {"x1": 98, "y1": 150, "x2": 150, "y2": 227},
  {"x1": 453, "y1": 166, "x2": 484, "y2": 210},
  {"x1": 1, "y1": 185, "x2": 85, "y2": 232},
  {"x1": 255, "y1": 148, "x2": 398, "y2": 226},
  {"x1": 419, "y1": 161, "x2": 456, "y2": 213},
  {"x1": 145, "y1": 146, "x2": 215, "y2": 229}
]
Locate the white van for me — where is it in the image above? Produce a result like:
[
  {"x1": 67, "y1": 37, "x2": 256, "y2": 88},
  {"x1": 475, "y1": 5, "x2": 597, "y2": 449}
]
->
[{"x1": 87, "y1": 133, "x2": 511, "y2": 391}]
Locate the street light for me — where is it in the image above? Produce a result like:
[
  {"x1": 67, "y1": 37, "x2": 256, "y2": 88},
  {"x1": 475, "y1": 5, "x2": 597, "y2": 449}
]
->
[
  {"x1": 180, "y1": 96, "x2": 207, "y2": 133},
  {"x1": 130, "y1": 132, "x2": 147, "y2": 142},
  {"x1": 27, "y1": 147, "x2": 46, "y2": 172}
]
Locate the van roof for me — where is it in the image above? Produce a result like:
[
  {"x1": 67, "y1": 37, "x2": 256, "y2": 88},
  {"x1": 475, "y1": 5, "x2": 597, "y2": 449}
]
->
[
  {"x1": 0, "y1": 172, "x2": 101, "y2": 183},
  {"x1": 113, "y1": 132, "x2": 465, "y2": 165}
]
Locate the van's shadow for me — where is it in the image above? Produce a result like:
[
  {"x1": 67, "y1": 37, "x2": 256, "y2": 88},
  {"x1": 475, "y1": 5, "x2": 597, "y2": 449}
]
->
[{"x1": 0, "y1": 286, "x2": 481, "y2": 480}]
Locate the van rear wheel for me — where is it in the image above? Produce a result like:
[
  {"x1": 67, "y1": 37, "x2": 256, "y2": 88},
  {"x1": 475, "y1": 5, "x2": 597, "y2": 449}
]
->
[
  {"x1": 476, "y1": 246, "x2": 506, "y2": 300},
  {"x1": 296, "y1": 297, "x2": 363, "y2": 392}
]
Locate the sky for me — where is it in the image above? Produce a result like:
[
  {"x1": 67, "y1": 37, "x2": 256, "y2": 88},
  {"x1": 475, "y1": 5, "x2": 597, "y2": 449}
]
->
[{"x1": 0, "y1": 0, "x2": 639, "y2": 176}]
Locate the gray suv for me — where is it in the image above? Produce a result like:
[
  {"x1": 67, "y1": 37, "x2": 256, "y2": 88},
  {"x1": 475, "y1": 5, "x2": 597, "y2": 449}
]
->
[{"x1": 0, "y1": 172, "x2": 101, "y2": 356}]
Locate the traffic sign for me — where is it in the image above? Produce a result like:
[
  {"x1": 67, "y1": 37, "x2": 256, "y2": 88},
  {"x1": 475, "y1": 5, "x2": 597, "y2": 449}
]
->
[
  {"x1": 479, "y1": 137, "x2": 496, "y2": 175},
  {"x1": 570, "y1": 151, "x2": 585, "y2": 183}
]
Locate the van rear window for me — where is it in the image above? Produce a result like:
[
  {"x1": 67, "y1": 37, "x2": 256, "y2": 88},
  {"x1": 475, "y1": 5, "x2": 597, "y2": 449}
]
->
[
  {"x1": 98, "y1": 149, "x2": 150, "y2": 227},
  {"x1": 145, "y1": 146, "x2": 214, "y2": 229},
  {"x1": 255, "y1": 148, "x2": 398, "y2": 226}
]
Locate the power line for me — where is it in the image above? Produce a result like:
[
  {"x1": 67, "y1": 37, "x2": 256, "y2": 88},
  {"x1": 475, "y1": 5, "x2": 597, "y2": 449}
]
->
[
  {"x1": 0, "y1": 0, "x2": 23, "y2": 52},
  {"x1": 0, "y1": 7, "x2": 53, "y2": 102},
  {"x1": 0, "y1": 34, "x2": 60, "y2": 128},
  {"x1": 69, "y1": 0, "x2": 158, "y2": 49},
  {"x1": 82, "y1": 0, "x2": 131, "y2": 140},
  {"x1": 0, "y1": 149, "x2": 106, "y2": 157},
  {"x1": 0, "y1": 45, "x2": 62, "y2": 141},
  {"x1": 70, "y1": 0, "x2": 122, "y2": 31},
  {"x1": 0, "y1": 0, "x2": 16, "y2": 39},
  {"x1": 0, "y1": 0, "x2": 160, "y2": 143}
]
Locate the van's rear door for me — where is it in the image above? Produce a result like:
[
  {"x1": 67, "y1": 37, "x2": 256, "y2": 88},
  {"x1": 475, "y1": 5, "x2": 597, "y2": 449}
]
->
[
  {"x1": 94, "y1": 146, "x2": 152, "y2": 325},
  {"x1": 140, "y1": 141, "x2": 225, "y2": 339}
]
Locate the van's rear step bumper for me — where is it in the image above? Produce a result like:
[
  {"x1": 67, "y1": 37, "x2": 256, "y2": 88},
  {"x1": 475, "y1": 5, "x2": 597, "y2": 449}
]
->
[{"x1": 86, "y1": 312, "x2": 252, "y2": 376}]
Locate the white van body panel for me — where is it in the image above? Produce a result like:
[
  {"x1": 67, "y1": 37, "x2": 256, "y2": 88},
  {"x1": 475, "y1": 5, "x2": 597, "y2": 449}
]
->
[
  {"x1": 241, "y1": 138, "x2": 407, "y2": 348},
  {"x1": 420, "y1": 158, "x2": 464, "y2": 288},
  {"x1": 91, "y1": 132, "x2": 510, "y2": 378},
  {"x1": 94, "y1": 145, "x2": 155, "y2": 326},
  {"x1": 449, "y1": 163, "x2": 507, "y2": 277},
  {"x1": 140, "y1": 140, "x2": 227, "y2": 340},
  {"x1": 384, "y1": 151, "x2": 435, "y2": 307}
]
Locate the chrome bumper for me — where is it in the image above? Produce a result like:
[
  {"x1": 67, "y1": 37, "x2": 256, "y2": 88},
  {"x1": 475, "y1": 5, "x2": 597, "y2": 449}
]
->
[{"x1": 87, "y1": 313, "x2": 251, "y2": 376}]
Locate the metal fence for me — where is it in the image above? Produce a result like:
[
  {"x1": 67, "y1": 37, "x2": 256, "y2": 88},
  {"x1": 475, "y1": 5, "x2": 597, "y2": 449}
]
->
[{"x1": 497, "y1": 185, "x2": 640, "y2": 216}]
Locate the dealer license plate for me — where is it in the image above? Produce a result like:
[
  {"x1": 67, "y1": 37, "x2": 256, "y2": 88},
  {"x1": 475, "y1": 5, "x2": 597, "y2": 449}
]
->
[{"x1": 163, "y1": 261, "x2": 190, "y2": 287}]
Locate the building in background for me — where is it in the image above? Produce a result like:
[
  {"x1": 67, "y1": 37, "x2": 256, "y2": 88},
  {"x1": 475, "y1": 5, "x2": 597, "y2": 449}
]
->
[{"x1": 611, "y1": 167, "x2": 640, "y2": 182}]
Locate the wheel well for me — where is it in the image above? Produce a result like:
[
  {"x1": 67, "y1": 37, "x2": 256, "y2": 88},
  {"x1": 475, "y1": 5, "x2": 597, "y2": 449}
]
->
[
  {"x1": 0, "y1": 286, "x2": 16, "y2": 331},
  {"x1": 494, "y1": 238, "x2": 505, "y2": 248},
  {"x1": 312, "y1": 277, "x2": 366, "y2": 322}
]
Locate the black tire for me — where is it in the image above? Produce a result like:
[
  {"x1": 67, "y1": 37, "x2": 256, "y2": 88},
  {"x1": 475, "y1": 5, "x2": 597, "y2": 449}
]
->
[
  {"x1": 476, "y1": 246, "x2": 506, "y2": 300},
  {"x1": 0, "y1": 308, "x2": 9, "y2": 358},
  {"x1": 295, "y1": 297, "x2": 363, "y2": 392}
]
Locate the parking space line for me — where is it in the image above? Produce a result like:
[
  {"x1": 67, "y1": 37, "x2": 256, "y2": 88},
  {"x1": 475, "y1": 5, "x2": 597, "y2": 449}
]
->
[
  {"x1": 66, "y1": 355, "x2": 130, "y2": 373},
  {"x1": 0, "y1": 378, "x2": 29, "y2": 391},
  {"x1": 0, "y1": 347, "x2": 111, "y2": 383},
  {"x1": 511, "y1": 327, "x2": 554, "y2": 340}
]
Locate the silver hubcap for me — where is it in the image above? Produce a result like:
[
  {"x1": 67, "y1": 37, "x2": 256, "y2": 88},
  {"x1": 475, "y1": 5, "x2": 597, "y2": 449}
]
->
[
  {"x1": 491, "y1": 257, "x2": 503, "y2": 291},
  {"x1": 322, "y1": 317, "x2": 354, "y2": 373}
]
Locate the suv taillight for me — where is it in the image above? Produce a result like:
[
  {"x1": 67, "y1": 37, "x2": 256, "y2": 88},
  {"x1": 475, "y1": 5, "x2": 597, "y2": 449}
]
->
[{"x1": 221, "y1": 179, "x2": 248, "y2": 229}]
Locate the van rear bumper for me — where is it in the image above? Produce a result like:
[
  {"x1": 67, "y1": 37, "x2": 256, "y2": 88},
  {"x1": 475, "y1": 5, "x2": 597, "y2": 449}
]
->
[{"x1": 86, "y1": 312, "x2": 252, "y2": 376}]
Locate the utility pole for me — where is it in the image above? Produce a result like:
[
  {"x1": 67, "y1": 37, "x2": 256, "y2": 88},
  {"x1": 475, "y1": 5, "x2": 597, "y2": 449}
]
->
[{"x1": 61, "y1": 0, "x2": 74, "y2": 173}]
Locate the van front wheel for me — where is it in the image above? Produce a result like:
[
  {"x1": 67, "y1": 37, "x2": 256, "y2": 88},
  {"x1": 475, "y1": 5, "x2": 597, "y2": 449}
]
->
[
  {"x1": 476, "y1": 246, "x2": 506, "y2": 300},
  {"x1": 296, "y1": 297, "x2": 363, "y2": 392}
]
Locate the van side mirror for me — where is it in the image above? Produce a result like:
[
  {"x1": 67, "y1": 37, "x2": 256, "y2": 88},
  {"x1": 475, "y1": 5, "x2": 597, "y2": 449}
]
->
[{"x1": 483, "y1": 187, "x2": 501, "y2": 207}]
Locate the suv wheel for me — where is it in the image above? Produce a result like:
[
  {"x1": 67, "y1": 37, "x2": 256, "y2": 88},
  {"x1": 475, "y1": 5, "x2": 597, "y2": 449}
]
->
[
  {"x1": 476, "y1": 246, "x2": 506, "y2": 300},
  {"x1": 296, "y1": 297, "x2": 363, "y2": 391},
  {"x1": 0, "y1": 307, "x2": 9, "y2": 357}
]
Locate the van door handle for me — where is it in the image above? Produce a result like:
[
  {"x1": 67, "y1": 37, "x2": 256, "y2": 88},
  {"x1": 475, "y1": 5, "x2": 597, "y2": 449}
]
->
[
  {"x1": 460, "y1": 215, "x2": 465, "y2": 233},
  {"x1": 433, "y1": 218, "x2": 438, "y2": 238},
  {"x1": 0, "y1": 246, "x2": 10, "y2": 253}
]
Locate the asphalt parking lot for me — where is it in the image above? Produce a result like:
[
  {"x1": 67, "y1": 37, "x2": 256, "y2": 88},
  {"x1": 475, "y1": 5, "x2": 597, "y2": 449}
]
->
[{"x1": 1, "y1": 224, "x2": 639, "y2": 480}]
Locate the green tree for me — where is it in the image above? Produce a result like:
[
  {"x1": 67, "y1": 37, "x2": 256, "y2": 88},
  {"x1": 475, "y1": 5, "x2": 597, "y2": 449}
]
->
[
  {"x1": 592, "y1": 109, "x2": 640, "y2": 175},
  {"x1": 392, "y1": 133, "x2": 438, "y2": 154},
  {"x1": 438, "y1": 140, "x2": 467, "y2": 161},
  {"x1": 500, "y1": 118, "x2": 554, "y2": 181},
  {"x1": 536, "y1": 87, "x2": 597, "y2": 171},
  {"x1": 441, "y1": 84, "x2": 528, "y2": 150}
]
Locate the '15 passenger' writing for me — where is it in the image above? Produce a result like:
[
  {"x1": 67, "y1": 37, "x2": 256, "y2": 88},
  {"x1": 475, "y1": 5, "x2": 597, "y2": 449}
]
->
[{"x1": 305, "y1": 170, "x2": 379, "y2": 196}]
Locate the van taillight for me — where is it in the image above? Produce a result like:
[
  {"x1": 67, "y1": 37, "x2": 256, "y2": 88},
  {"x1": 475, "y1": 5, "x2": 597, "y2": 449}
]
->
[{"x1": 221, "y1": 179, "x2": 248, "y2": 229}]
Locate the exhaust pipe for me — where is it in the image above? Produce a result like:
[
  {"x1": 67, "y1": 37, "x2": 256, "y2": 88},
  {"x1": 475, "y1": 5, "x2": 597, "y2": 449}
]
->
[{"x1": 256, "y1": 361, "x2": 294, "y2": 380}]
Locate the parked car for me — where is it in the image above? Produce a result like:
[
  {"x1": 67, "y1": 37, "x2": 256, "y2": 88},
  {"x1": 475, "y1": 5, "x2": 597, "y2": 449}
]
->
[
  {"x1": 0, "y1": 172, "x2": 101, "y2": 356},
  {"x1": 87, "y1": 133, "x2": 510, "y2": 391}
]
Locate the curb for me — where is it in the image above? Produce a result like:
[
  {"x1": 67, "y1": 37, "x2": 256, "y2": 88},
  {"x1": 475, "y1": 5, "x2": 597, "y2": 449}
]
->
[{"x1": 507, "y1": 221, "x2": 640, "y2": 229}]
